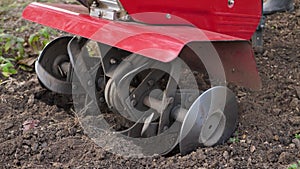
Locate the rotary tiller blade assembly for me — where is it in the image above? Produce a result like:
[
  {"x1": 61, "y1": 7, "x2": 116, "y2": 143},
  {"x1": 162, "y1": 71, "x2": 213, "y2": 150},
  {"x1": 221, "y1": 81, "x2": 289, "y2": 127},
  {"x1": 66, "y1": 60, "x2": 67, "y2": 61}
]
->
[{"x1": 23, "y1": 0, "x2": 262, "y2": 156}]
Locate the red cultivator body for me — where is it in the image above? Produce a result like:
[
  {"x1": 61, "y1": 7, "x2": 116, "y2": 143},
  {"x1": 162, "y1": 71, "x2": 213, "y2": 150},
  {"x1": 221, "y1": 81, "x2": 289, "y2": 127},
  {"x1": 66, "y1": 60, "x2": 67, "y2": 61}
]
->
[{"x1": 23, "y1": 0, "x2": 262, "y2": 156}]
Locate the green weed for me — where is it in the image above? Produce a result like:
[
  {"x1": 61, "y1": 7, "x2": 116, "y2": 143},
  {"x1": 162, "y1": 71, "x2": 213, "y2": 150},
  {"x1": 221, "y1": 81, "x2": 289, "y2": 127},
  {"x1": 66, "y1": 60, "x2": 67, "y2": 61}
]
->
[
  {"x1": 288, "y1": 161, "x2": 300, "y2": 169},
  {"x1": 0, "y1": 56, "x2": 17, "y2": 77},
  {"x1": 230, "y1": 131, "x2": 240, "y2": 143},
  {"x1": 0, "y1": 33, "x2": 25, "y2": 59},
  {"x1": 0, "y1": 27, "x2": 57, "y2": 77},
  {"x1": 28, "y1": 27, "x2": 56, "y2": 53}
]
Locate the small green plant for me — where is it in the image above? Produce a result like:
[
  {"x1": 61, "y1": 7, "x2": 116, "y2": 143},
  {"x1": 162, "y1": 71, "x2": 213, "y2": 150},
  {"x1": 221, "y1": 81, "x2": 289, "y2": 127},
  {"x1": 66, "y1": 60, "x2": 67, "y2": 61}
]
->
[
  {"x1": 0, "y1": 33, "x2": 25, "y2": 77},
  {"x1": 295, "y1": 133, "x2": 300, "y2": 139},
  {"x1": 28, "y1": 27, "x2": 55, "y2": 53},
  {"x1": 0, "y1": 33, "x2": 25, "y2": 59},
  {"x1": 229, "y1": 131, "x2": 240, "y2": 143},
  {"x1": 288, "y1": 161, "x2": 300, "y2": 169},
  {"x1": 0, "y1": 26, "x2": 56, "y2": 77},
  {"x1": 16, "y1": 25, "x2": 29, "y2": 33},
  {"x1": 0, "y1": 56, "x2": 17, "y2": 77}
]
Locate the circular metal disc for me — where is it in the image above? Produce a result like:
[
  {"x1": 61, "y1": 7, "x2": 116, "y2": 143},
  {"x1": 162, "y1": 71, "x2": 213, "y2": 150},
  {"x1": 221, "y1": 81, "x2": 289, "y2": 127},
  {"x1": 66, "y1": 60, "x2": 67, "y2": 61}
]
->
[
  {"x1": 179, "y1": 86, "x2": 238, "y2": 155},
  {"x1": 36, "y1": 36, "x2": 73, "y2": 94},
  {"x1": 200, "y1": 110, "x2": 226, "y2": 146}
]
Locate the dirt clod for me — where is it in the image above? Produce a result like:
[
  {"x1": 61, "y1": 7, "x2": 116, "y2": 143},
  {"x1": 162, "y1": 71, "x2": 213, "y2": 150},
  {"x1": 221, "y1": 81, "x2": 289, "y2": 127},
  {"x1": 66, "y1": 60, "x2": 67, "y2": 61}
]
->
[
  {"x1": 295, "y1": 86, "x2": 300, "y2": 98},
  {"x1": 250, "y1": 145, "x2": 256, "y2": 153},
  {"x1": 278, "y1": 152, "x2": 292, "y2": 163},
  {"x1": 292, "y1": 138, "x2": 300, "y2": 149}
]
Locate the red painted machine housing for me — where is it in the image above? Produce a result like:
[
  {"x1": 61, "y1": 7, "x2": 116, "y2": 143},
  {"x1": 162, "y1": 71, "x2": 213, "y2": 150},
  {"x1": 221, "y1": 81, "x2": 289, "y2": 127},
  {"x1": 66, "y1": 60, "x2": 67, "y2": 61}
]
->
[
  {"x1": 22, "y1": 3, "x2": 247, "y2": 63},
  {"x1": 120, "y1": 0, "x2": 262, "y2": 39},
  {"x1": 22, "y1": 2, "x2": 262, "y2": 90}
]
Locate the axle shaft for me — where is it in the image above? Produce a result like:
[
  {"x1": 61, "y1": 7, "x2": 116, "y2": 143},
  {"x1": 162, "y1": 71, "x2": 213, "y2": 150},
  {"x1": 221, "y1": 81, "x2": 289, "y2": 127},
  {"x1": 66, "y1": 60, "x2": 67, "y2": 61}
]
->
[{"x1": 143, "y1": 96, "x2": 187, "y2": 123}]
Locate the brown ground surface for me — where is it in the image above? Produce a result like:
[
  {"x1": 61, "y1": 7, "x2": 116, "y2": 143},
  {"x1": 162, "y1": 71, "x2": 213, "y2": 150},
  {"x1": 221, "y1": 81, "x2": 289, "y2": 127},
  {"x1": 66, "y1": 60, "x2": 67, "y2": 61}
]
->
[{"x1": 0, "y1": 0, "x2": 299, "y2": 168}]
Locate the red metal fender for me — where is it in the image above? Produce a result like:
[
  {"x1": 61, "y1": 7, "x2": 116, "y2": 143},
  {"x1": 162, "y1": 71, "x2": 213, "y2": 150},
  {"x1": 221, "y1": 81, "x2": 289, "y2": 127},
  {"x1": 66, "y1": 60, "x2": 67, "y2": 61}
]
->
[
  {"x1": 22, "y1": 3, "x2": 246, "y2": 62},
  {"x1": 120, "y1": 0, "x2": 262, "y2": 40},
  {"x1": 22, "y1": 3, "x2": 261, "y2": 90}
]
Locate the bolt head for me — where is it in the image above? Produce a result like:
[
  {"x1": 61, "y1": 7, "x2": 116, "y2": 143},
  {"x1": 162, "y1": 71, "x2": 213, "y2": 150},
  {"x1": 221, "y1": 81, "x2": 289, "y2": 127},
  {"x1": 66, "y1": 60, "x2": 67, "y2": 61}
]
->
[
  {"x1": 131, "y1": 99, "x2": 137, "y2": 106},
  {"x1": 166, "y1": 14, "x2": 171, "y2": 19},
  {"x1": 228, "y1": 0, "x2": 235, "y2": 8},
  {"x1": 72, "y1": 84, "x2": 77, "y2": 90},
  {"x1": 99, "y1": 97, "x2": 105, "y2": 102},
  {"x1": 147, "y1": 80, "x2": 154, "y2": 86},
  {"x1": 110, "y1": 58, "x2": 117, "y2": 64},
  {"x1": 163, "y1": 126, "x2": 168, "y2": 131},
  {"x1": 87, "y1": 80, "x2": 93, "y2": 86}
]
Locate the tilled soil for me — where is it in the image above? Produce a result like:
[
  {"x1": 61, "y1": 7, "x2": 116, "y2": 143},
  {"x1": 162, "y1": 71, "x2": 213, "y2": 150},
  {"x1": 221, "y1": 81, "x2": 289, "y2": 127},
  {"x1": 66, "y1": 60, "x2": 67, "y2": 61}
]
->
[{"x1": 0, "y1": 1, "x2": 300, "y2": 168}]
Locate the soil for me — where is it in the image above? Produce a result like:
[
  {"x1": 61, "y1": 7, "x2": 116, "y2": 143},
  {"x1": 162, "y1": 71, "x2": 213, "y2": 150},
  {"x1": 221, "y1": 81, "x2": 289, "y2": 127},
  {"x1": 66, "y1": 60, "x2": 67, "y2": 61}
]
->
[{"x1": 0, "y1": 0, "x2": 300, "y2": 168}]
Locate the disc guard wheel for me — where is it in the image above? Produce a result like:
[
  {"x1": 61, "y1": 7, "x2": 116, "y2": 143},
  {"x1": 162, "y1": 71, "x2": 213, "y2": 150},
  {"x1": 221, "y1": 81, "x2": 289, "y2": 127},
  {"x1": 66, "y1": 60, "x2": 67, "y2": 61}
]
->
[
  {"x1": 35, "y1": 36, "x2": 74, "y2": 94},
  {"x1": 179, "y1": 86, "x2": 238, "y2": 155}
]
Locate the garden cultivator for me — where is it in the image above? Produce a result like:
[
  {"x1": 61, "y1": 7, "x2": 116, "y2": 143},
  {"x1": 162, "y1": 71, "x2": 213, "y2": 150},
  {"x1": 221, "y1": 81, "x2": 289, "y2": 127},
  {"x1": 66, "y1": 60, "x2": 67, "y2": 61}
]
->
[{"x1": 23, "y1": 0, "x2": 262, "y2": 156}]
